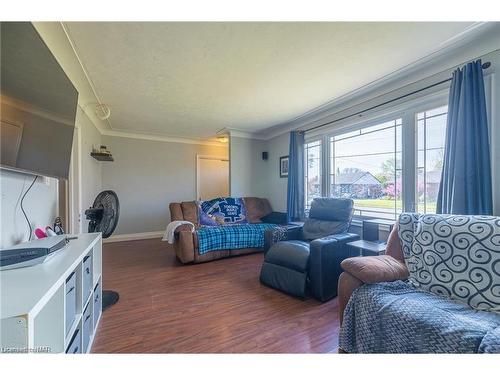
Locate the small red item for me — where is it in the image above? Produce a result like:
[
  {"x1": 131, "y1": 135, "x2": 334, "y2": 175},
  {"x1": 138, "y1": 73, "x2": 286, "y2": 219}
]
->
[{"x1": 34, "y1": 228, "x2": 47, "y2": 239}]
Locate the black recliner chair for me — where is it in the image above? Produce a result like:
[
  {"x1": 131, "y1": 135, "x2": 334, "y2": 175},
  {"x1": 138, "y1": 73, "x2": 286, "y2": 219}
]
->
[{"x1": 260, "y1": 198, "x2": 359, "y2": 302}]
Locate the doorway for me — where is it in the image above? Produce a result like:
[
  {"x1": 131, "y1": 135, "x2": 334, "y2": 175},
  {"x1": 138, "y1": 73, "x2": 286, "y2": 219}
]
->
[{"x1": 196, "y1": 155, "x2": 229, "y2": 200}]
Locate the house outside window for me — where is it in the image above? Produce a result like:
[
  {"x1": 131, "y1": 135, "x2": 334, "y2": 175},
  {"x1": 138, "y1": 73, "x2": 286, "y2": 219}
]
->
[
  {"x1": 330, "y1": 119, "x2": 402, "y2": 220},
  {"x1": 332, "y1": 170, "x2": 383, "y2": 200}
]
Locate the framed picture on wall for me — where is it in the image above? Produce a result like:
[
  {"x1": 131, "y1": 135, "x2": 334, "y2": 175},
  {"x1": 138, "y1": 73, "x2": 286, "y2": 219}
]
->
[{"x1": 279, "y1": 156, "x2": 289, "y2": 178}]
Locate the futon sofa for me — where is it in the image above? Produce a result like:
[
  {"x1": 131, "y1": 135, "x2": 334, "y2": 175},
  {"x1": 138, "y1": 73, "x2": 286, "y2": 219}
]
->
[
  {"x1": 338, "y1": 213, "x2": 500, "y2": 353},
  {"x1": 169, "y1": 197, "x2": 279, "y2": 264}
]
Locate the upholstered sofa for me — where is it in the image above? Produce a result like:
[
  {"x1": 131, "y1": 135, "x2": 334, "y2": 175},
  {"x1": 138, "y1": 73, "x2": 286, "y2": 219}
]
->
[
  {"x1": 338, "y1": 213, "x2": 500, "y2": 353},
  {"x1": 169, "y1": 197, "x2": 276, "y2": 264}
]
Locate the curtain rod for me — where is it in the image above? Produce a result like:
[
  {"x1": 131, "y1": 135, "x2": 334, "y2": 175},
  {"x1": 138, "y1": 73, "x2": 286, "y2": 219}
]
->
[{"x1": 301, "y1": 61, "x2": 491, "y2": 134}]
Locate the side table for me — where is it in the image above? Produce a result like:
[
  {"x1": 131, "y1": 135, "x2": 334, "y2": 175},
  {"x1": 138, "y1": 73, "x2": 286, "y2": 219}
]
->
[{"x1": 346, "y1": 239, "x2": 387, "y2": 257}]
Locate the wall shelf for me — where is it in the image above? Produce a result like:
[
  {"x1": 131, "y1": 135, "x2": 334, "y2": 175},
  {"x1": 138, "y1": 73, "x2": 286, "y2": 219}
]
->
[{"x1": 90, "y1": 152, "x2": 114, "y2": 162}]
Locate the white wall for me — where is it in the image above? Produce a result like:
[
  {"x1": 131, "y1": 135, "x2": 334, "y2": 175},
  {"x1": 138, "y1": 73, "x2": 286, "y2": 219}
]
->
[
  {"x1": 0, "y1": 170, "x2": 58, "y2": 247},
  {"x1": 229, "y1": 136, "x2": 269, "y2": 198},
  {"x1": 262, "y1": 133, "x2": 289, "y2": 212},
  {"x1": 228, "y1": 134, "x2": 290, "y2": 212},
  {"x1": 101, "y1": 135, "x2": 228, "y2": 235}
]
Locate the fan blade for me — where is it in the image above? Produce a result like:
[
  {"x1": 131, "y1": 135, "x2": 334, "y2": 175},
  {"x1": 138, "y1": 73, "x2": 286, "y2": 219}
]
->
[{"x1": 88, "y1": 190, "x2": 120, "y2": 238}]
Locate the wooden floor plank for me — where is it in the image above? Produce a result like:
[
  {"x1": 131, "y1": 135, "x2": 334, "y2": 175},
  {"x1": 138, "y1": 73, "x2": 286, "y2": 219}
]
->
[{"x1": 91, "y1": 239, "x2": 340, "y2": 353}]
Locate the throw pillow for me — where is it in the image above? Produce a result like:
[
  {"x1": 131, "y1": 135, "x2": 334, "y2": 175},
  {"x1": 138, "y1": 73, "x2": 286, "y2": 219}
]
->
[
  {"x1": 198, "y1": 197, "x2": 248, "y2": 226},
  {"x1": 398, "y1": 213, "x2": 500, "y2": 313},
  {"x1": 341, "y1": 255, "x2": 409, "y2": 284}
]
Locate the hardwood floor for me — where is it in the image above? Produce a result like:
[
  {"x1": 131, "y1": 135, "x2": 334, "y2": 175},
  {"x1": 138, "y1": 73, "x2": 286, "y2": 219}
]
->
[{"x1": 91, "y1": 239, "x2": 341, "y2": 353}]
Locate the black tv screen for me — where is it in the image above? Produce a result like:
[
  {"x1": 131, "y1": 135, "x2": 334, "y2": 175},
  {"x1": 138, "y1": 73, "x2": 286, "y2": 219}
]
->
[{"x1": 1, "y1": 22, "x2": 78, "y2": 179}]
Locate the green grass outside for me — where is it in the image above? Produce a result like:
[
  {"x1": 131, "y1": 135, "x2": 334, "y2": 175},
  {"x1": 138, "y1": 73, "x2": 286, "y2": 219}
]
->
[{"x1": 353, "y1": 199, "x2": 437, "y2": 213}]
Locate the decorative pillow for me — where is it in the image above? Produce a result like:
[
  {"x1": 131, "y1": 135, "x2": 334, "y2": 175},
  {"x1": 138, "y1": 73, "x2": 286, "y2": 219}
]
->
[
  {"x1": 398, "y1": 213, "x2": 500, "y2": 313},
  {"x1": 341, "y1": 255, "x2": 409, "y2": 284},
  {"x1": 198, "y1": 197, "x2": 247, "y2": 226}
]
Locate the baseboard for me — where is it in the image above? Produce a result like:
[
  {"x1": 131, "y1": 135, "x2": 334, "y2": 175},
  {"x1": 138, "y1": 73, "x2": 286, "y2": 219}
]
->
[{"x1": 103, "y1": 231, "x2": 164, "y2": 243}]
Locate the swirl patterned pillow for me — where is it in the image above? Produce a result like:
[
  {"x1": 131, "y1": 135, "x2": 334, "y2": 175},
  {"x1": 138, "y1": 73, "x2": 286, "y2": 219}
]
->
[{"x1": 398, "y1": 213, "x2": 500, "y2": 313}]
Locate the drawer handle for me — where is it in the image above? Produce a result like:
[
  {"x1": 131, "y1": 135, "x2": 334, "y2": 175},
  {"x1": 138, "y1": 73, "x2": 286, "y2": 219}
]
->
[
  {"x1": 84, "y1": 314, "x2": 91, "y2": 323},
  {"x1": 85, "y1": 267, "x2": 90, "y2": 274},
  {"x1": 72, "y1": 346, "x2": 79, "y2": 354},
  {"x1": 66, "y1": 272, "x2": 75, "y2": 283},
  {"x1": 66, "y1": 286, "x2": 75, "y2": 294}
]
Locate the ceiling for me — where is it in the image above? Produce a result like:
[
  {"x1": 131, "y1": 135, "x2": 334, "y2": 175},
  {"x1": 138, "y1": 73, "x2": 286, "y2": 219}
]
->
[{"x1": 65, "y1": 22, "x2": 475, "y2": 140}]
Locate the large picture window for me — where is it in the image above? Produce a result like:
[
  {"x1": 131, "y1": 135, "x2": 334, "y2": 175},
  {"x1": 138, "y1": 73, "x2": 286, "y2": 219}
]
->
[
  {"x1": 329, "y1": 119, "x2": 402, "y2": 219},
  {"x1": 416, "y1": 105, "x2": 448, "y2": 213},
  {"x1": 302, "y1": 95, "x2": 450, "y2": 221}
]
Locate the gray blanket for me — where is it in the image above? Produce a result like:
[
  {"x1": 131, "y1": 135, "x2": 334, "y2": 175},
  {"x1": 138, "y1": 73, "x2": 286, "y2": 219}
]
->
[{"x1": 339, "y1": 281, "x2": 500, "y2": 353}]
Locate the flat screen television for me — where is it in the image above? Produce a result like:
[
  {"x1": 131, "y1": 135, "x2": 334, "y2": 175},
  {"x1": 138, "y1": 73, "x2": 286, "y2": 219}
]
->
[{"x1": 1, "y1": 22, "x2": 78, "y2": 179}]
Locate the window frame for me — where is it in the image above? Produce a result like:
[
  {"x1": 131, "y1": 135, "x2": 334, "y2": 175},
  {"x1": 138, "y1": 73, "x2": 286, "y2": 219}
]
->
[
  {"x1": 303, "y1": 89, "x2": 449, "y2": 222},
  {"x1": 304, "y1": 138, "x2": 324, "y2": 211},
  {"x1": 415, "y1": 105, "x2": 449, "y2": 214}
]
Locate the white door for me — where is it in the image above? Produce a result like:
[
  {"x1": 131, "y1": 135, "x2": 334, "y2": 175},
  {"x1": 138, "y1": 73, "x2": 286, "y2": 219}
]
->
[{"x1": 197, "y1": 157, "x2": 229, "y2": 200}]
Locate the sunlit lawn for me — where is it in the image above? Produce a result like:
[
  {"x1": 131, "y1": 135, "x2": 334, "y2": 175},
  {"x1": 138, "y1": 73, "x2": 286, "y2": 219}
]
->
[{"x1": 353, "y1": 199, "x2": 437, "y2": 213}]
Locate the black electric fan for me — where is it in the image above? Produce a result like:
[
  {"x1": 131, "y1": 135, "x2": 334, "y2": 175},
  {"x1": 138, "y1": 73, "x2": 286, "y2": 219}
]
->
[
  {"x1": 85, "y1": 190, "x2": 120, "y2": 238},
  {"x1": 85, "y1": 190, "x2": 120, "y2": 311}
]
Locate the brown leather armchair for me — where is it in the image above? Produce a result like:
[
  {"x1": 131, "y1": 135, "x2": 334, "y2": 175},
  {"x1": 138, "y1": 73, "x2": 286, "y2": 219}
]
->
[{"x1": 338, "y1": 224, "x2": 409, "y2": 325}]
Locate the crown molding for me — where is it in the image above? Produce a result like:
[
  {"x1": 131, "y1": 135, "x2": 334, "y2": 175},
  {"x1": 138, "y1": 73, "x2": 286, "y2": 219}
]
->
[
  {"x1": 76, "y1": 103, "x2": 226, "y2": 147},
  {"x1": 226, "y1": 128, "x2": 267, "y2": 140},
  {"x1": 101, "y1": 129, "x2": 227, "y2": 147},
  {"x1": 254, "y1": 22, "x2": 500, "y2": 141}
]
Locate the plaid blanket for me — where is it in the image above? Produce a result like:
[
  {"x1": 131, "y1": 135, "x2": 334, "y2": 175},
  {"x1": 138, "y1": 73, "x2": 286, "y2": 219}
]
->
[
  {"x1": 197, "y1": 223, "x2": 278, "y2": 255},
  {"x1": 339, "y1": 281, "x2": 500, "y2": 353}
]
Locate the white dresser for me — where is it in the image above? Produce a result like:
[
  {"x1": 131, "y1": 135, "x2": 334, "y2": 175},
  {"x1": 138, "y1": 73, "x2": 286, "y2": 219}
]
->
[{"x1": 0, "y1": 233, "x2": 102, "y2": 354}]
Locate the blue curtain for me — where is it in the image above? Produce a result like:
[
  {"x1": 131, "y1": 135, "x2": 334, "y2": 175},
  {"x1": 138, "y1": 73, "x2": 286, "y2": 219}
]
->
[
  {"x1": 287, "y1": 131, "x2": 305, "y2": 222},
  {"x1": 437, "y1": 60, "x2": 492, "y2": 215}
]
